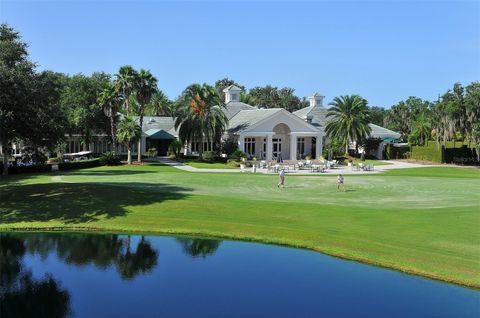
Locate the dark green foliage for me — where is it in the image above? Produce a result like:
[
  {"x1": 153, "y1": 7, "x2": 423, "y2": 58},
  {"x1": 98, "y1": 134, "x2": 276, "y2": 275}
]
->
[
  {"x1": 58, "y1": 158, "x2": 101, "y2": 170},
  {"x1": 221, "y1": 137, "x2": 238, "y2": 157},
  {"x1": 99, "y1": 152, "x2": 122, "y2": 166},
  {"x1": 368, "y1": 106, "x2": 386, "y2": 126},
  {"x1": 326, "y1": 95, "x2": 371, "y2": 154},
  {"x1": 0, "y1": 164, "x2": 51, "y2": 175},
  {"x1": 249, "y1": 85, "x2": 307, "y2": 111},
  {"x1": 202, "y1": 151, "x2": 215, "y2": 162},
  {"x1": 174, "y1": 84, "x2": 228, "y2": 160},
  {"x1": 230, "y1": 149, "x2": 246, "y2": 161},
  {"x1": 364, "y1": 138, "x2": 383, "y2": 155},
  {"x1": 168, "y1": 139, "x2": 182, "y2": 158},
  {"x1": 385, "y1": 144, "x2": 411, "y2": 160}
]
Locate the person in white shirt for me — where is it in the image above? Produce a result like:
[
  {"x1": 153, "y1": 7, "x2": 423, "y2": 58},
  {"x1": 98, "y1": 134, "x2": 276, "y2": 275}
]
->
[
  {"x1": 337, "y1": 174, "x2": 345, "y2": 191},
  {"x1": 278, "y1": 169, "x2": 286, "y2": 188}
]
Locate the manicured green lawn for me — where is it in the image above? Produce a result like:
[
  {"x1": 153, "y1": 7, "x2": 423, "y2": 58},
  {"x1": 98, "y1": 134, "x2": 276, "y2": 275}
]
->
[
  {"x1": 174, "y1": 158, "x2": 236, "y2": 169},
  {"x1": 1, "y1": 164, "x2": 479, "y2": 287}
]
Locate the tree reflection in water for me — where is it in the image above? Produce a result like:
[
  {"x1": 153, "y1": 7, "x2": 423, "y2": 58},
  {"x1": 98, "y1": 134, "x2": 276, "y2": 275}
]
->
[
  {"x1": 0, "y1": 235, "x2": 71, "y2": 318},
  {"x1": 0, "y1": 233, "x2": 161, "y2": 317},
  {"x1": 176, "y1": 237, "x2": 221, "y2": 258}
]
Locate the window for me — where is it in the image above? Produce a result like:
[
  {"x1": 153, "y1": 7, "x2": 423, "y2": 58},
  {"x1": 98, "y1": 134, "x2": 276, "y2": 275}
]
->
[
  {"x1": 245, "y1": 138, "x2": 255, "y2": 156},
  {"x1": 231, "y1": 93, "x2": 238, "y2": 101},
  {"x1": 297, "y1": 138, "x2": 305, "y2": 157}
]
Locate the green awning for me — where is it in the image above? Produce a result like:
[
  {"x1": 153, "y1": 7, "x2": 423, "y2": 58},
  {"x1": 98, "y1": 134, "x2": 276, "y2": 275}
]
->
[
  {"x1": 383, "y1": 137, "x2": 398, "y2": 143},
  {"x1": 145, "y1": 129, "x2": 175, "y2": 140}
]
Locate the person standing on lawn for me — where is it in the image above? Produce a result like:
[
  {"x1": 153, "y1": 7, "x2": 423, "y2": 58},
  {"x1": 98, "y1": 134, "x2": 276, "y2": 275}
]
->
[
  {"x1": 278, "y1": 168, "x2": 286, "y2": 188},
  {"x1": 337, "y1": 174, "x2": 345, "y2": 191}
]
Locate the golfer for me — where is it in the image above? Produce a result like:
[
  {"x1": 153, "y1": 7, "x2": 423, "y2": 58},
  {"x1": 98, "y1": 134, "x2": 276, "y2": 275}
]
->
[
  {"x1": 278, "y1": 168, "x2": 285, "y2": 188},
  {"x1": 337, "y1": 173, "x2": 345, "y2": 191}
]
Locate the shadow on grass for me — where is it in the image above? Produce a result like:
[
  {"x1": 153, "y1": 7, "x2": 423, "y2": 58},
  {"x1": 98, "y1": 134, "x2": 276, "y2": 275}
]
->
[
  {"x1": 60, "y1": 170, "x2": 155, "y2": 176},
  {"x1": 0, "y1": 182, "x2": 192, "y2": 224}
]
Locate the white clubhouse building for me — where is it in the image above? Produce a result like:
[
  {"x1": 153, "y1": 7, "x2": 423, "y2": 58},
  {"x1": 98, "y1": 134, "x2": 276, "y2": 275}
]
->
[{"x1": 6, "y1": 86, "x2": 400, "y2": 160}]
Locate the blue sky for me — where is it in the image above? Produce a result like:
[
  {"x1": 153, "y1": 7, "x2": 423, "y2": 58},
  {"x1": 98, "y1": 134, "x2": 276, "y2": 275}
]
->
[{"x1": 1, "y1": 0, "x2": 479, "y2": 107}]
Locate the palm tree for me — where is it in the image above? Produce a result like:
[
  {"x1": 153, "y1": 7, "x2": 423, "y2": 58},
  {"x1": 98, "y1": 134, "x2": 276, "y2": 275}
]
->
[
  {"x1": 116, "y1": 115, "x2": 141, "y2": 164},
  {"x1": 134, "y1": 69, "x2": 157, "y2": 162},
  {"x1": 174, "y1": 84, "x2": 228, "y2": 160},
  {"x1": 146, "y1": 90, "x2": 173, "y2": 116},
  {"x1": 114, "y1": 65, "x2": 138, "y2": 114},
  {"x1": 97, "y1": 83, "x2": 121, "y2": 152},
  {"x1": 325, "y1": 95, "x2": 371, "y2": 155}
]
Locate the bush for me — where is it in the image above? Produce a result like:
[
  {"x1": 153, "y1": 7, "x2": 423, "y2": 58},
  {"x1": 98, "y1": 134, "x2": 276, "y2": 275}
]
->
[
  {"x1": 222, "y1": 138, "x2": 238, "y2": 157},
  {"x1": 410, "y1": 141, "x2": 443, "y2": 162},
  {"x1": 226, "y1": 159, "x2": 240, "y2": 168},
  {"x1": 1, "y1": 164, "x2": 51, "y2": 175},
  {"x1": 146, "y1": 148, "x2": 157, "y2": 158},
  {"x1": 230, "y1": 149, "x2": 246, "y2": 161},
  {"x1": 58, "y1": 158, "x2": 101, "y2": 170},
  {"x1": 168, "y1": 139, "x2": 182, "y2": 158},
  {"x1": 386, "y1": 144, "x2": 410, "y2": 160},
  {"x1": 202, "y1": 151, "x2": 216, "y2": 162},
  {"x1": 99, "y1": 152, "x2": 122, "y2": 166}
]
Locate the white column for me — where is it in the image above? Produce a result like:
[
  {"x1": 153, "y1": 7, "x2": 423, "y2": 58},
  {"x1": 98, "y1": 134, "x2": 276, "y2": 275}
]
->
[
  {"x1": 266, "y1": 134, "x2": 273, "y2": 161},
  {"x1": 315, "y1": 133, "x2": 323, "y2": 159},
  {"x1": 183, "y1": 141, "x2": 189, "y2": 156},
  {"x1": 290, "y1": 133, "x2": 297, "y2": 160},
  {"x1": 238, "y1": 134, "x2": 245, "y2": 153}
]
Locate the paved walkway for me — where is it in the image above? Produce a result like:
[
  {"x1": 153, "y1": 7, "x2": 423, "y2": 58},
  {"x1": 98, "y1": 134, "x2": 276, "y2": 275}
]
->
[{"x1": 151, "y1": 157, "x2": 440, "y2": 175}]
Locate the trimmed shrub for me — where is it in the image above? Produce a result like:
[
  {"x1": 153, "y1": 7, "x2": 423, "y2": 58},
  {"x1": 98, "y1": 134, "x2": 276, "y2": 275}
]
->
[
  {"x1": 0, "y1": 164, "x2": 51, "y2": 175},
  {"x1": 202, "y1": 151, "x2": 215, "y2": 162},
  {"x1": 230, "y1": 150, "x2": 246, "y2": 161},
  {"x1": 168, "y1": 139, "x2": 182, "y2": 158},
  {"x1": 58, "y1": 158, "x2": 101, "y2": 170},
  {"x1": 386, "y1": 144, "x2": 411, "y2": 160},
  {"x1": 99, "y1": 152, "x2": 122, "y2": 166},
  {"x1": 222, "y1": 138, "x2": 238, "y2": 157},
  {"x1": 410, "y1": 141, "x2": 443, "y2": 163}
]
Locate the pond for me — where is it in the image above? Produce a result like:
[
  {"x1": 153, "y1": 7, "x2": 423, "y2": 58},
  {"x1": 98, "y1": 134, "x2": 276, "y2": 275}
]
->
[{"x1": 0, "y1": 232, "x2": 478, "y2": 318}]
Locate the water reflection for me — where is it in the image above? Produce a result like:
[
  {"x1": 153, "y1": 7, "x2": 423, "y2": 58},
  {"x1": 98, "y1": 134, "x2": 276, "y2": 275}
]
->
[
  {"x1": 176, "y1": 237, "x2": 221, "y2": 258},
  {"x1": 0, "y1": 235, "x2": 71, "y2": 318},
  {"x1": 22, "y1": 233, "x2": 160, "y2": 279}
]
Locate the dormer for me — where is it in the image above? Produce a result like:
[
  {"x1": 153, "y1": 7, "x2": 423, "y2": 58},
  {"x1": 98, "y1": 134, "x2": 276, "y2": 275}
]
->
[
  {"x1": 223, "y1": 85, "x2": 242, "y2": 103},
  {"x1": 308, "y1": 92, "x2": 325, "y2": 107}
]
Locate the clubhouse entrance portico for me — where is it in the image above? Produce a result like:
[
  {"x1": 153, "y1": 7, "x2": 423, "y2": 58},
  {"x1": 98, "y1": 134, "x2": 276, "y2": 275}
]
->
[{"x1": 231, "y1": 109, "x2": 324, "y2": 160}]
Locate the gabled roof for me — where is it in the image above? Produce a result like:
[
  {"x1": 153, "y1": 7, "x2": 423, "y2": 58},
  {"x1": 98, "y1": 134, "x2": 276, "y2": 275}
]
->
[
  {"x1": 138, "y1": 116, "x2": 179, "y2": 137},
  {"x1": 145, "y1": 129, "x2": 175, "y2": 140},
  {"x1": 222, "y1": 101, "x2": 257, "y2": 119},
  {"x1": 223, "y1": 85, "x2": 242, "y2": 92},
  {"x1": 227, "y1": 109, "x2": 282, "y2": 133},
  {"x1": 368, "y1": 124, "x2": 401, "y2": 139},
  {"x1": 293, "y1": 105, "x2": 329, "y2": 127}
]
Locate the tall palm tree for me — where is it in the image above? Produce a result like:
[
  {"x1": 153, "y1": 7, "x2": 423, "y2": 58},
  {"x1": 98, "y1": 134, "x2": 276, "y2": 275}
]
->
[
  {"x1": 97, "y1": 83, "x2": 121, "y2": 152},
  {"x1": 174, "y1": 84, "x2": 228, "y2": 160},
  {"x1": 114, "y1": 65, "x2": 138, "y2": 114},
  {"x1": 134, "y1": 69, "x2": 157, "y2": 162},
  {"x1": 146, "y1": 90, "x2": 173, "y2": 116},
  {"x1": 116, "y1": 115, "x2": 141, "y2": 164},
  {"x1": 325, "y1": 95, "x2": 371, "y2": 155}
]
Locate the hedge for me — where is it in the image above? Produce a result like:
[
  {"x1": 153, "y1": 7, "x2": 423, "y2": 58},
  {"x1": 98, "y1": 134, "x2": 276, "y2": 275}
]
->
[
  {"x1": 58, "y1": 158, "x2": 102, "y2": 170},
  {"x1": 410, "y1": 142, "x2": 444, "y2": 163},
  {"x1": 0, "y1": 158, "x2": 102, "y2": 175},
  {"x1": 410, "y1": 141, "x2": 478, "y2": 164},
  {"x1": 385, "y1": 144, "x2": 410, "y2": 160},
  {"x1": 0, "y1": 164, "x2": 51, "y2": 175}
]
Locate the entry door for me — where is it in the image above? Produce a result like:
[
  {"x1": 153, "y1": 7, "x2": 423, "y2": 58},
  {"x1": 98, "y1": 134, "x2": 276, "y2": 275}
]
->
[{"x1": 273, "y1": 138, "x2": 282, "y2": 159}]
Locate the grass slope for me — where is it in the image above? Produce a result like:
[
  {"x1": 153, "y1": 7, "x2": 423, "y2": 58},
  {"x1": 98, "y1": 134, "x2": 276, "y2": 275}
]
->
[{"x1": 1, "y1": 164, "x2": 479, "y2": 287}]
